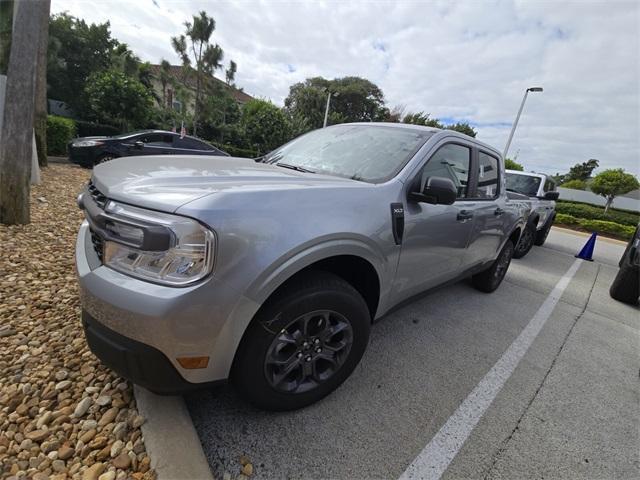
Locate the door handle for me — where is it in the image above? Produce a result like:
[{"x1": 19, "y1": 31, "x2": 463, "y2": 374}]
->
[
  {"x1": 494, "y1": 208, "x2": 505, "y2": 216},
  {"x1": 457, "y1": 210, "x2": 474, "y2": 221}
]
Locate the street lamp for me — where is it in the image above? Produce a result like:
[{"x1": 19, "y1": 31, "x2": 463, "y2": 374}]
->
[
  {"x1": 503, "y1": 86, "x2": 543, "y2": 159},
  {"x1": 323, "y1": 91, "x2": 339, "y2": 128}
]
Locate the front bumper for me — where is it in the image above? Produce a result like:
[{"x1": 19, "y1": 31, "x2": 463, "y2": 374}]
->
[
  {"x1": 76, "y1": 221, "x2": 261, "y2": 387},
  {"x1": 82, "y1": 310, "x2": 221, "y2": 394}
]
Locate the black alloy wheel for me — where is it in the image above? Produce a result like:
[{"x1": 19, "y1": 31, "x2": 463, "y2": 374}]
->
[
  {"x1": 264, "y1": 310, "x2": 353, "y2": 394},
  {"x1": 513, "y1": 223, "x2": 535, "y2": 259},
  {"x1": 232, "y1": 271, "x2": 370, "y2": 411},
  {"x1": 472, "y1": 240, "x2": 515, "y2": 293}
]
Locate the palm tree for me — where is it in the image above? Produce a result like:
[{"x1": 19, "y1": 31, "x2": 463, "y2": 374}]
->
[
  {"x1": 225, "y1": 60, "x2": 237, "y2": 86},
  {"x1": 159, "y1": 59, "x2": 172, "y2": 108}
]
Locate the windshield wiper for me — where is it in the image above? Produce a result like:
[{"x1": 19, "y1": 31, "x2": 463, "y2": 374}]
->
[{"x1": 275, "y1": 163, "x2": 316, "y2": 174}]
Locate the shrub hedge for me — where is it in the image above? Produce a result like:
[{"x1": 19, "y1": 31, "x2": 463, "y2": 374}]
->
[
  {"x1": 46, "y1": 115, "x2": 76, "y2": 155},
  {"x1": 555, "y1": 213, "x2": 636, "y2": 240},
  {"x1": 556, "y1": 200, "x2": 639, "y2": 227}
]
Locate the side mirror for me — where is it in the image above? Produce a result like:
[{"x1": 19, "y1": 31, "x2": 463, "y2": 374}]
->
[
  {"x1": 409, "y1": 176, "x2": 457, "y2": 205},
  {"x1": 134, "y1": 140, "x2": 144, "y2": 149},
  {"x1": 543, "y1": 191, "x2": 559, "y2": 200}
]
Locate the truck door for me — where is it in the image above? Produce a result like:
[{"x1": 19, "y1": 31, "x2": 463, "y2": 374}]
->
[
  {"x1": 394, "y1": 142, "x2": 476, "y2": 301},
  {"x1": 464, "y1": 150, "x2": 505, "y2": 267}
]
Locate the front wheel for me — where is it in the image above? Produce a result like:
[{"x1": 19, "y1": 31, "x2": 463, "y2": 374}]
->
[
  {"x1": 231, "y1": 272, "x2": 371, "y2": 411},
  {"x1": 513, "y1": 223, "x2": 536, "y2": 259},
  {"x1": 472, "y1": 240, "x2": 514, "y2": 293}
]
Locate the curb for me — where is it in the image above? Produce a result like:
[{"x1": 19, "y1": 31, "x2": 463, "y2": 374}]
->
[
  {"x1": 134, "y1": 386, "x2": 213, "y2": 480},
  {"x1": 551, "y1": 226, "x2": 628, "y2": 245}
]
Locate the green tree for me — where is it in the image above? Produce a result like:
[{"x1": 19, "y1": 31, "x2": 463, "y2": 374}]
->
[
  {"x1": 560, "y1": 179, "x2": 587, "y2": 190},
  {"x1": 241, "y1": 99, "x2": 291, "y2": 155},
  {"x1": 171, "y1": 11, "x2": 227, "y2": 135},
  {"x1": 0, "y1": 0, "x2": 14, "y2": 74},
  {"x1": 505, "y1": 158, "x2": 524, "y2": 171},
  {"x1": 590, "y1": 169, "x2": 639, "y2": 214},
  {"x1": 284, "y1": 76, "x2": 387, "y2": 131},
  {"x1": 198, "y1": 81, "x2": 241, "y2": 143},
  {"x1": 225, "y1": 60, "x2": 237, "y2": 86},
  {"x1": 446, "y1": 122, "x2": 477, "y2": 138},
  {"x1": 403, "y1": 112, "x2": 443, "y2": 128},
  {"x1": 47, "y1": 13, "x2": 116, "y2": 115},
  {"x1": 85, "y1": 70, "x2": 153, "y2": 131},
  {"x1": 556, "y1": 158, "x2": 600, "y2": 184}
]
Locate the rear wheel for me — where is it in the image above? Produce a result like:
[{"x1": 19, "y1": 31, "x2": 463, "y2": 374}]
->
[
  {"x1": 231, "y1": 272, "x2": 371, "y2": 411},
  {"x1": 534, "y1": 214, "x2": 555, "y2": 246},
  {"x1": 472, "y1": 240, "x2": 514, "y2": 293},
  {"x1": 513, "y1": 222, "x2": 536, "y2": 259}
]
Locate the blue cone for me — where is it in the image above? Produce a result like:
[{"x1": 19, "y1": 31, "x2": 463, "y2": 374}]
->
[{"x1": 575, "y1": 232, "x2": 597, "y2": 261}]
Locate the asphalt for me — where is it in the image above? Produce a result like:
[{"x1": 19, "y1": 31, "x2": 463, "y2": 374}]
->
[{"x1": 186, "y1": 228, "x2": 639, "y2": 480}]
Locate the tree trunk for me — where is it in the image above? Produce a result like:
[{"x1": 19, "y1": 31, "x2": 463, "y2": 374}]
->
[
  {"x1": 0, "y1": 0, "x2": 46, "y2": 225},
  {"x1": 34, "y1": 0, "x2": 50, "y2": 168},
  {"x1": 604, "y1": 196, "x2": 614, "y2": 215}
]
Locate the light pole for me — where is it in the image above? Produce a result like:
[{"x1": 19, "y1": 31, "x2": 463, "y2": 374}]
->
[
  {"x1": 323, "y1": 91, "x2": 339, "y2": 128},
  {"x1": 503, "y1": 86, "x2": 543, "y2": 159}
]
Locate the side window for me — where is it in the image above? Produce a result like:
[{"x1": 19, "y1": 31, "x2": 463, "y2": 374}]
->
[
  {"x1": 477, "y1": 152, "x2": 499, "y2": 199},
  {"x1": 174, "y1": 137, "x2": 210, "y2": 150},
  {"x1": 138, "y1": 134, "x2": 172, "y2": 147},
  {"x1": 419, "y1": 144, "x2": 470, "y2": 199},
  {"x1": 544, "y1": 178, "x2": 556, "y2": 192}
]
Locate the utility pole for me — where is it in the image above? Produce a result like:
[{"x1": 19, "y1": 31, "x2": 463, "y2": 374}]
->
[{"x1": 0, "y1": 0, "x2": 48, "y2": 224}]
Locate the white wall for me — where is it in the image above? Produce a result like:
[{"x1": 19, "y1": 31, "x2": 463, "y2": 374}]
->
[{"x1": 558, "y1": 187, "x2": 640, "y2": 212}]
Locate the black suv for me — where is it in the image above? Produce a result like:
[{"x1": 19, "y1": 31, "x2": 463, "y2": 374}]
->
[{"x1": 68, "y1": 130, "x2": 229, "y2": 168}]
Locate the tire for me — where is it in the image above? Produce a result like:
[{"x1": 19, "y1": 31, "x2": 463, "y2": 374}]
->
[
  {"x1": 231, "y1": 271, "x2": 371, "y2": 411},
  {"x1": 610, "y1": 266, "x2": 640, "y2": 305},
  {"x1": 513, "y1": 222, "x2": 536, "y2": 259},
  {"x1": 472, "y1": 240, "x2": 514, "y2": 293},
  {"x1": 534, "y1": 213, "x2": 555, "y2": 246}
]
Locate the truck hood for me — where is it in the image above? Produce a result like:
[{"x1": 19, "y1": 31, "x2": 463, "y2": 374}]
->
[{"x1": 91, "y1": 155, "x2": 361, "y2": 212}]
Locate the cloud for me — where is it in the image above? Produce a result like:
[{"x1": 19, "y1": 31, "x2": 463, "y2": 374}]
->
[{"x1": 50, "y1": 0, "x2": 639, "y2": 176}]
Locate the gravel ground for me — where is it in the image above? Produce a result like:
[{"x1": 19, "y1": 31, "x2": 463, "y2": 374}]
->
[{"x1": 0, "y1": 165, "x2": 155, "y2": 480}]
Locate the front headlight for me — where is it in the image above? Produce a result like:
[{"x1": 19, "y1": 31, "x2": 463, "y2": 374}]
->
[
  {"x1": 101, "y1": 201, "x2": 215, "y2": 286},
  {"x1": 73, "y1": 140, "x2": 104, "y2": 147}
]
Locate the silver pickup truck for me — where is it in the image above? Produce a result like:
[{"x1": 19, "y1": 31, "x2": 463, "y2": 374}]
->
[
  {"x1": 506, "y1": 170, "x2": 559, "y2": 258},
  {"x1": 76, "y1": 123, "x2": 527, "y2": 410}
]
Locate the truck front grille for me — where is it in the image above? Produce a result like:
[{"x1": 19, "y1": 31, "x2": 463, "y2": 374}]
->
[
  {"x1": 86, "y1": 180, "x2": 107, "y2": 262},
  {"x1": 90, "y1": 229, "x2": 104, "y2": 262},
  {"x1": 87, "y1": 180, "x2": 107, "y2": 209}
]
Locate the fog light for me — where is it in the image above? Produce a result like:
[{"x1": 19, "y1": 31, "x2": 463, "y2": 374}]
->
[{"x1": 176, "y1": 356, "x2": 209, "y2": 369}]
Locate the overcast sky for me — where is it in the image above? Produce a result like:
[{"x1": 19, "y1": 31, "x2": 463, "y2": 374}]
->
[{"x1": 51, "y1": 0, "x2": 639, "y2": 176}]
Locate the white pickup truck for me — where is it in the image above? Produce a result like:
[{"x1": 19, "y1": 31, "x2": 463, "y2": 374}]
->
[{"x1": 505, "y1": 170, "x2": 559, "y2": 258}]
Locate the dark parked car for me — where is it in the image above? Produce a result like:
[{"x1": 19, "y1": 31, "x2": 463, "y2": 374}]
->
[
  {"x1": 68, "y1": 130, "x2": 229, "y2": 168},
  {"x1": 610, "y1": 224, "x2": 640, "y2": 305}
]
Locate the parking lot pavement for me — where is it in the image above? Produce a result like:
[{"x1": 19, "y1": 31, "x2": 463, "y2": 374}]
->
[{"x1": 186, "y1": 235, "x2": 639, "y2": 480}]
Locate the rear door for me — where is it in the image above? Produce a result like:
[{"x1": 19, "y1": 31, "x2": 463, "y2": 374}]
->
[
  {"x1": 394, "y1": 142, "x2": 477, "y2": 300},
  {"x1": 124, "y1": 133, "x2": 175, "y2": 156},
  {"x1": 463, "y1": 149, "x2": 506, "y2": 266}
]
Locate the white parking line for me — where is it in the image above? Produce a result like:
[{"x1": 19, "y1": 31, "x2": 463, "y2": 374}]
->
[{"x1": 399, "y1": 258, "x2": 583, "y2": 480}]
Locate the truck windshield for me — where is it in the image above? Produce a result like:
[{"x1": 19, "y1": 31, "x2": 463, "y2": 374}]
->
[
  {"x1": 506, "y1": 172, "x2": 542, "y2": 197},
  {"x1": 263, "y1": 125, "x2": 433, "y2": 183}
]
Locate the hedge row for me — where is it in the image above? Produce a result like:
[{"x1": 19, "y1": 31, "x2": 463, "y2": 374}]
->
[
  {"x1": 556, "y1": 200, "x2": 639, "y2": 227},
  {"x1": 46, "y1": 115, "x2": 76, "y2": 155},
  {"x1": 76, "y1": 120, "x2": 121, "y2": 137},
  {"x1": 555, "y1": 213, "x2": 636, "y2": 240}
]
